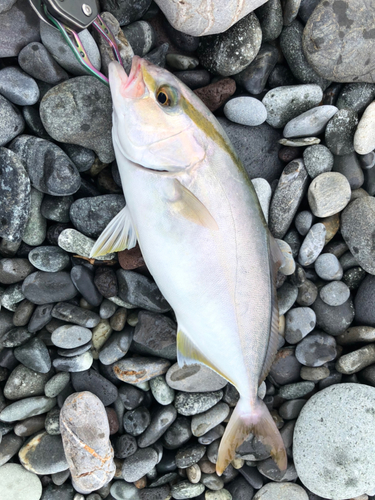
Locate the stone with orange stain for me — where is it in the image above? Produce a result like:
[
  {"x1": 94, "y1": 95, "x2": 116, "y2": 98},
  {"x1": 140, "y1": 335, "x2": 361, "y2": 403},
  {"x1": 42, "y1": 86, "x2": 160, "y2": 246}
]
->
[
  {"x1": 113, "y1": 357, "x2": 171, "y2": 384},
  {"x1": 60, "y1": 391, "x2": 115, "y2": 494},
  {"x1": 19, "y1": 430, "x2": 68, "y2": 474}
]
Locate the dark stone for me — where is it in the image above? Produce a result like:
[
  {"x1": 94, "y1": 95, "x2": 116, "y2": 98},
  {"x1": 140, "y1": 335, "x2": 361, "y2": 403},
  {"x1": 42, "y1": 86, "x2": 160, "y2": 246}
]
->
[
  {"x1": 325, "y1": 109, "x2": 358, "y2": 156},
  {"x1": 61, "y1": 143, "x2": 95, "y2": 173},
  {"x1": 163, "y1": 18, "x2": 199, "y2": 52},
  {"x1": 175, "y1": 443, "x2": 206, "y2": 468},
  {"x1": 0, "y1": 67, "x2": 39, "y2": 106},
  {"x1": 193, "y1": 78, "x2": 236, "y2": 112},
  {"x1": 71, "y1": 266, "x2": 102, "y2": 307},
  {"x1": 256, "y1": 0, "x2": 283, "y2": 42},
  {"x1": 226, "y1": 475, "x2": 254, "y2": 500},
  {"x1": 173, "y1": 69, "x2": 211, "y2": 90},
  {"x1": 162, "y1": 416, "x2": 192, "y2": 449},
  {"x1": 114, "y1": 434, "x2": 137, "y2": 459},
  {"x1": 51, "y1": 302, "x2": 100, "y2": 328},
  {"x1": 138, "y1": 404, "x2": 177, "y2": 447},
  {"x1": 22, "y1": 105, "x2": 50, "y2": 140},
  {"x1": 71, "y1": 369, "x2": 118, "y2": 406},
  {"x1": 337, "y1": 83, "x2": 375, "y2": 113},
  {"x1": 269, "y1": 347, "x2": 302, "y2": 385},
  {"x1": 14, "y1": 337, "x2": 51, "y2": 374},
  {"x1": 312, "y1": 295, "x2": 355, "y2": 336},
  {"x1": 295, "y1": 331, "x2": 337, "y2": 367},
  {"x1": 22, "y1": 271, "x2": 77, "y2": 305},
  {"x1": 100, "y1": 0, "x2": 152, "y2": 26},
  {"x1": 268, "y1": 64, "x2": 297, "y2": 88},
  {"x1": 132, "y1": 311, "x2": 176, "y2": 360},
  {"x1": 122, "y1": 20, "x2": 156, "y2": 56},
  {"x1": 118, "y1": 383, "x2": 145, "y2": 410},
  {"x1": 18, "y1": 42, "x2": 68, "y2": 84},
  {"x1": 94, "y1": 267, "x2": 118, "y2": 298},
  {"x1": 354, "y1": 275, "x2": 375, "y2": 327}
]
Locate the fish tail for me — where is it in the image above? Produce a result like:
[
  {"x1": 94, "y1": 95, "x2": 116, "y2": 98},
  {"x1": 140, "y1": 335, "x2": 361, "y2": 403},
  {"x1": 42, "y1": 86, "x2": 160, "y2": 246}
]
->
[{"x1": 216, "y1": 396, "x2": 287, "y2": 475}]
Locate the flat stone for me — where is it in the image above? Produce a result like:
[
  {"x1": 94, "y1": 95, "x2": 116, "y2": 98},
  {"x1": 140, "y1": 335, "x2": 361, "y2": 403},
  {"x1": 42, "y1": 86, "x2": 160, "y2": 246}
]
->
[
  {"x1": 156, "y1": 0, "x2": 267, "y2": 37},
  {"x1": 294, "y1": 383, "x2": 375, "y2": 499},
  {"x1": 60, "y1": 392, "x2": 115, "y2": 494},
  {"x1": 40, "y1": 77, "x2": 115, "y2": 163},
  {"x1": 0, "y1": 258, "x2": 34, "y2": 285},
  {"x1": 341, "y1": 197, "x2": 375, "y2": 274},
  {"x1": 113, "y1": 357, "x2": 171, "y2": 384},
  {"x1": 22, "y1": 271, "x2": 77, "y2": 305},
  {"x1": 117, "y1": 270, "x2": 170, "y2": 313},
  {"x1": 71, "y1": 369, "x2": 118, "y2": 406},
  {"x1": 312, "y1": 295, "x2": 355, "y2": 336},
  {"x1": 175, "y1": 391, "x2": 223, "y2": 416},
  {"x1": 253, "y1": 482, "x2": 308, "y2": 500},
  {"x1": 19, "y1": 430, "x2": 68, "y2": 474},
  {"x1": 337, "y1": 326, "x2": 375, "y2": 345},
  {"x1": 279, "y1": 137, "x2": 320, "y2": 147},
  {"x1": 262, "y1": 84, "x2": 323, "y2": 128},
  {"x1": 191, "y1": 402, "x2": 230, "y2": 437},
  {"x1": 9, "y1": 136, "x2": 81, "y2": 196},
  {"x1": 285, "y1": 307, "x2": 316, "y2": 344},
  {"x1": 0, "y1": 67, "x2": 39, "y2": 106},
  {"x1": 166, "y1": 363, "x2": 227, "y2": 392},
  {"x1": 325, "y1": 109, "x2": 358, "y2": 156},
  {"x1": 18, "y1": 42, "x2": 68, "y2": 84},
  {"x1": 132, "y1": 311, "x2": 176, "y2": 360},
  {"x1": 58, "y1": 228, "x2": 115, "y2": 261},
  {"x1": 175, "y1": 443, "x2": 206, "y2": 469},
  {"x1": 269, "y1": 159, "x2": 309, "y2": 239},
  {"x1": 320, "y1": 281, "x2": 350, "y2": 306},
  {"x1": 45, "y1": 372, "x2": 71, "y2": 398},
  {"x1": 122, "y1": 447, "x2": 158, "y2": 482},
  {"x1": 53, "y1": 351, "x2": 93, "y2": 373},
  {"x1": 303, "y1": 144, "x2": 334, "y2": 179},
  {"x1": 0, "y1": 463, "x2": 42, "y2": 500},
  {"x1": 308, "y1": 172, "x2": 351, "y2": 218},
  {"x1": 14, "y1": 337, "x2": 51, "y2": 373},
  {"x1": 28, "y1": 246, "x2": 70, "y2": 273},
  {"x1": 0, "y1": 395, "x2": 56, "y2": 422},
  {"x1": 302, "y1": 0, "x2": 375, "y2": 83},
  {"x1": 4, "y1": 364, "x2": 51, "y2": 400},
  {"x1": 0, "y1": 0, "x2": 40, "y2": 58},
  {"x1": 295, "y1": 331, "x2": 337, "y2": 367},
  {"x1": 280, "y1": 19, "x2": 330, "y2": 89},
  {"x1": 283, "y1": 106, "x2": 337, "y2": 138},
  {"x1": 300, "y1": 365, "x2": 330, "y2": 381},
  {"x1": 52, "y1": 302, "x2": 100, "y2": 328}
]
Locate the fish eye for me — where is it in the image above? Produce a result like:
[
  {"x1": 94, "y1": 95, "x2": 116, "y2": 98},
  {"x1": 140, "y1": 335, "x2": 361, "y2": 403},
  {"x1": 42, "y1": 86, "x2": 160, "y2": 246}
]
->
[
  {"x1": 156, "y1": 85, "x2": 178, "y2": 108},
  {"x1": 157, "y1": 89, "x2": 169, "y2": 105}
]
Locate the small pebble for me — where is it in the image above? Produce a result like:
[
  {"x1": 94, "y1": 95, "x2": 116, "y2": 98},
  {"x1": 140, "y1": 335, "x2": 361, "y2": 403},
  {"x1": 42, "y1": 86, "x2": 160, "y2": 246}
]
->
[
  {"x1": 320, "y1": 281, "x2": 350, "y2": 307},
  {"x1": 303, "y1": 144, "x2": 334, "y2": 179}
]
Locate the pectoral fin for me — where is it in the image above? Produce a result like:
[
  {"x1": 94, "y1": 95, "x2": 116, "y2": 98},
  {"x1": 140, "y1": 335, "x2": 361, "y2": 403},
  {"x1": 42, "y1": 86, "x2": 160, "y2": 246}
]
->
[
  {"x1": 90, "y1": 205, "x2": 137, "y2": 258},
  {"x1": 177, "y1": 329, "x2": 232, "y2": 384},
  {"x1": 168, "y1": 179, "x2": 218, "y2": 231}
]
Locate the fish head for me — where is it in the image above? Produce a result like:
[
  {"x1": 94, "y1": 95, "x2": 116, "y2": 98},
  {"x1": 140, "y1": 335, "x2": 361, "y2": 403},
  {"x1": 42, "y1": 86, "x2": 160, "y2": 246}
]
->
[{"x1": 109, "y1": 57, "x2": 213, "y2": 173}]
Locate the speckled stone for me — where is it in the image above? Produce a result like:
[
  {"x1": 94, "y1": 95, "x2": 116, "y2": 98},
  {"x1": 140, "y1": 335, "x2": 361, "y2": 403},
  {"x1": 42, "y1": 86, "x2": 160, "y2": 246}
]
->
[
  {"x1": 253, "y1": 482, "x2": 308, "y2": 500},
  {"x1": 0, "y1": 95, "x2": 25, "y2": 147},
  {"x1": 58, "y1": 228, "x2": 115, "y2": 261},
  {"x1": 303, "y1": 144, "x2": 334, "y2": 179},
  {"x1": 325, "y1": 109, "x2": 358, "y2": 156}
]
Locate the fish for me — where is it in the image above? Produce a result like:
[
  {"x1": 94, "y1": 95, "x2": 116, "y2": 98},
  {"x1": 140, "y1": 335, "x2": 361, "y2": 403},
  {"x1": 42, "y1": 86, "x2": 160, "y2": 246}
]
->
[{"x1": 90, "y1": 55, "x2": 287, "y2": 475}]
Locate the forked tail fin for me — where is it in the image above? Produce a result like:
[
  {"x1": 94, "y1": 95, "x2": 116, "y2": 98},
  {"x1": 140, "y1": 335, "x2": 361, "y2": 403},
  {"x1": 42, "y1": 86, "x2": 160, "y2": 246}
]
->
[{"x1": 216, "y1": 396, "x2": 287, "y2": 475}]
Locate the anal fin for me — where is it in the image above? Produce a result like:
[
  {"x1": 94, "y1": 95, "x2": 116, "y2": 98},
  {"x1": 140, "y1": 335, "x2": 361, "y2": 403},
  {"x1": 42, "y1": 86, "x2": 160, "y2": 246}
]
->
[
  {"x1": 177, "y1": 329, "x2": 232, "y2": 384},
  {"x1": 90, "y1": 205, "x2": 137, "y2": 258}
]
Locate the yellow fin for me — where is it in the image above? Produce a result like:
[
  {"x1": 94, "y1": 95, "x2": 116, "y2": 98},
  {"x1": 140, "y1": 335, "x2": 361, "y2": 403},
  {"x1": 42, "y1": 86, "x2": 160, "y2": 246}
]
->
[
  {"x1": 177, "y1": 329, "x2": 231, "y2": 383},
  {"x1": 169, "y1": 180, "x2": 218, "y2": 231},
  {"x1": 216, "y1": 397, "x2": 287, "y2": 476},
  {"x1": 90, "y1": 206, "x2": 137, "y2": 258}
]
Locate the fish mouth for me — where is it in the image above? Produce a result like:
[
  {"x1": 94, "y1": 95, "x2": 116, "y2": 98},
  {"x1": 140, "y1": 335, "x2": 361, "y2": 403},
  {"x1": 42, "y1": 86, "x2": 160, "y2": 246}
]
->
[{"x1": 108, "y1": 56, "x2": 146, "y2": 99}]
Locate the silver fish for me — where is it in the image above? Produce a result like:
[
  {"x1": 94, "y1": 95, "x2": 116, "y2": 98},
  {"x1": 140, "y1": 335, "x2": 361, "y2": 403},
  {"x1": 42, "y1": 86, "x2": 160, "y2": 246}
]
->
[{"x1": 91, "y1": 56, "x2": 287, "y2": 474}]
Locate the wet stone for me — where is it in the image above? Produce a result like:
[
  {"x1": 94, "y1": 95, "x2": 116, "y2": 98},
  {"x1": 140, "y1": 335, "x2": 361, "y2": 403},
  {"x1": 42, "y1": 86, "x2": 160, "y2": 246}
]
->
[
  {"x1": 262, "y1": 84, "x2": 323, "y2": 128},
  {"x1": 45, "y1": 372, "x2": 70, "y2": 398},
  {"x1": 71, "y1": 369, "x2": 118, "y2": 406},
  {"x1": 175, "y1": 443, "x2": 206, "y2": 469},
  {"x1": 150, "y1": 375, "x2": 175, "y2": 406},
  {"x1": 4, "y1": 364, "x2": 51, "y2": 400},
  {"x1": 52, "y1": 302, "x2": 100, "y2": 328},
  {"x1": 22, "y1": 271, "x2": 77, "y2": 305},
  {"x1": 269, "y1": 347, "x2": 302, "y2": 385},
  {"x1": 295, "y1": 331, "x2": 337, "y2": 367},
  {"x1": 280, "y1": 19, "x2": 330, "y2": 89},
  {"x1": 71, "y1": 265, "x2": 102, "y2": 307},
  {"x1": 269, "y1": 159, "x2": 309, "y2": 239},
  {"x1": 0, "y1": 148, "x2": 30, "y2": 242},
  {"x1": 28, "y1": 246, "x2": 69, "y2": 273},
  {"x1": 197, "y1": 13, "x2": 262, "y2": 77},
  {"x1": 224, "y1": 97, "x2": 267, "y2": 127},
  {"x1": 14, "y1": 337, "x2": 51, "y2": 373},
  {"x1": 166, "y1": 363, "x2": 227, "y2": 392},
  {"x1": 40, "y1": 77, "x2": 114, "y2": 163},
  {"x1": 138, "y1": 404, "x2": 177, "y2": 448},
  {"x1": 132, "y1": 311, "x2": 176, "y2": 360},
  {"x1": 312, "y1": 295, "x2": 355, "y2": 336},
  {"x1": 9, "y1": 136, "x2": 81, "y2": 196},
  {"x1": 285, "y1": 307, "x2": 316, "y2": 344},
  {"x1": 0, "y1": 463, "x2": 42, "y2": 500},
  {"x1": 278, "y1": 381, "x2": 315, "y2": 399},
  {"x1": 303, "y1": 144, "x2": 334, "y2": 179},
  {"x1": 117, "y1": 270, "x2": 170, "y2": 313},
  {"x1": 0, "y1": 395, "x2": 56, "y2": 422},
  {"x1": 52, "y1": 351, "x2": 93, "y2": 373},
  {"x1": 0, "y1": 66, "x2": 39, "y2": 106},
  {"x1": 60, "y1": 391, "x2": 115, "y2": 494},
  {"x1": 298, "y1": 223, "x2": 326, "y2": 267},
  {"x1": 122, "y1": 447, "x2": 158, "y2": 483}
]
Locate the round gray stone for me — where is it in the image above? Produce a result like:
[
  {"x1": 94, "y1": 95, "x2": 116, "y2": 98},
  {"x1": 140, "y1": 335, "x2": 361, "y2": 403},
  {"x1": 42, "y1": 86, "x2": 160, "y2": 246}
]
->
[
  {"x1": 224, "y1": 97, "x2": 267, "y2": 126},
  {"x1": 28, "y1": 246, "x2": 70, "y2": 273},
  {"x1": 18, "y1": 42, "x2": 68, "y2": 84},
  {"x1": 0, "y1": 463, "x2": 42, "y2": 500},
  {"x1": 51, "y1": 325, "x2": 92, "y2": 349},
  {"x1": 0, "y1": 95, "x2": 25, "y2": 147},
  {"x1": 294, "y1": 383, "x2": 375, "y2": 499},
  {"x1": 314, "y1": 253, "x2": 343, "y2": 281},
  {"x1": 122, "y1": 447, "x2": 158, "y2": 482},
  {"x1": 320, "y1": 281, "x2": 350, "y2": 307},
  {"x1": 303, "y1": 144, "x2": 334, "y2": 179},
  {"x1": 22, "y1": 271, "x2": 77, "y2": 305},
  {"x1": 283, "y1": 106, "x2": 337, "y2": 138},
  {"x1": 0, "y1": 66, "x2": 39, "y2": 106}
]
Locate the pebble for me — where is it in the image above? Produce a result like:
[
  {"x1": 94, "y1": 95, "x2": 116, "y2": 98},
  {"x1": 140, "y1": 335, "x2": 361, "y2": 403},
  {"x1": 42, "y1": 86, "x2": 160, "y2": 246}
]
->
[
  {"x1": 325, "y1": 109, "x2": 358, "y2": 156},
  {"x1": 53, "y1": 351, "x2": 93, "y2": 373},
  {"x1": 295, "y1": 331, "x2": 337, "y2": 367},
  {"x1": 166, "y1": 363, "x2": 227, "y2": 392},
  {"x1": 303, "y1": 144, "x2": 334, "y2": 179},
  {"x1": 1, "y1": 283, "x2": 25, "y2": 311},
  {"x1": 0, "y1": 395, "x2": 56, "y2": 422},
  {"x1": 123, "y1": 406, "x2": 151, "y2": 437},
  {"x1": 122, "y1": 447, "x2": 158, "y2": 482},
  {"x1": 51, "y1": 325, "x2": 92, "y2": 350},
  {"x1": 308, "y1": 172, "x2": 351, "y2": 218},
  {"x1": 0, "y1": 95, "x2": 25, "y2": 147},
  {"x1": 52, "y1": 302, "x2": 100, "y2": 328},
  {"x1": 269, "y1": 159, "x2": 309, "y2": 239},
  {"x1": 0, "y1": 432, "x2": 23, "y2": 466},
  {"x1": 22, "y1": 271, "x2": 77, "y2": 305},
  {"x1": 0, "y1": 66, "x2": 39, "y2": 107},
  {"x1": 280, "y1": 20, "x2": 330, "y2": 89},
  {"x1": 194, "y1": 78, "x2": 236, "y2": 113},
  {"x1": 175, "y1": 391, "x2": 223, "y2": 416},
  {"x1": 122, "y1": 20, "x2": 155, "y2": 57},
  {"x1": 191, "y1": 403, "x2": 230, "y2": 437},
  {"x1": 294, "y1": 384, "x2": 375, "y2": 499},
  {"x1": 28, "y1": 246, "x2": 70, "y2": 273},
  {"x1": 277, "y1": 282, "x2": 299, "y2": 315},
  {"x1": 70, "y1": 195, "x2": 125, "y2": 238},
  {"x1": 337, "y1": 83, "x2": 375, "y2": 114},
  {"x1": 0, "y1": 463, "x2": 42, "y2": 500},
  {"x1": 45, "y1": 372, "x2": 70, "y2": 398},
  {"x1": 226, "y1": 475, "x2": 253, "y2": 500},
  {"x1": 312, "y1": 294, "x2": 355, "y2": 336},
  {"x1": 283, "y1": 106, "x2": 337, "y2": 138},
  {"x1": 170, "y1": 480, "x2": 205, "y2": 499},
  {"x1": 333, "y1": 152, "x2": 364, "y2": 190},
  {"x1": 298, "y1": 223, "x2": 326, "y2": 267},
  {"x1": 14, "y1": 415, "x2": 45, "y2": 438},
  {"x1": 295, "y1": 211, "x2": 313, "y2": 236},
  {"x1": 300, "y1": 365, "x2": 330, "y2": 382},
  {"x1": 224, "y1": 97, "x2": 267, "y2": 127},
  {"x1": 255, "y1": 0, "x2": 283, "y2": 42},
  {"x1": 117, "y1": 270, "x2": 170, "y2": 313},
  {"x1": 13, "y1": 299, "x2": 35, "y2": 326},
  {"x1": 173, "y1": 69, "x2": 211, "y2": 90},
  {"x1": 302, "y1": 0, "x2": 375, "y2": 83},
  {"x1": 279, "y1": 137, "x2": 320, "y2": 147},
  {"x1": 269, "y1": 347, "x2": 301, "y2": 385},
  {"x1": 144, "y1": 43, "x2": 169, "y2": 68},
  {"x1": 14, "y1": 337, "x2": 51, "y2": 373},
  {"x1": 133, "y1": 311, "x2": 176, "y2": 360},
  {"x1": 71, "y1": 266, "x2": 103, "y2": 307},
  {"x1": 315, "y1": 253, "x2": 343, "y2": 281},
  {"x1": 337, "y1": 326, "x2": 375, "y2": 346},
  {"x1": 262, "y1": 84, "x2": 323, "y2": 128},
  {"x1": 58, "y1": 228, "x2": 115, "y2": 261},
  {"x1": 336, "y1": 344, "x2": 375, "y2": 375},
  {"x1": 252, "y1": 178, "x2": 272, "y2": 223},
  {"x1": 114, "y1": 357, "x2": 171, "y2": 384},
  {"x1": 341, "y1": 197, "x2": 375, "y2": 275},
  {"x1": 99, "y1": 298, "x2": 118, "y2": 319},
  {"x1": 354, "y1": 275, "x2": 375, "y2": 328},
  {"x1": 102, "y1": 0, "x2": 152, "y2": 26},
  {"x1": 175, "y1": 443, "x2": 207, "y2": 469},
  {"x1": 40, "y1": 77, "x2": 115, "y2": 163},
  {"x1": 18, "y1": 42, "x2": 68, "y2": 84},
  {"x1": 0, "y1": 148, "x2": 30, "y2": 242},
  {"x1": 198, "y1": 13, "x2": 262, "y2": 76},
  {"x1": 71, "y1": 369, "x2": 118, "y2": 407},
  {"x1": 40, "y1": 22, "x2": 100, "y2": 77},
  {"x1": 0, "y1": 0, "x2": 40, "y2": 58},
  {"x1": 99, "y1": 328, "x2": 133, "y2": 365},
  {"x1": 166, "y1": 54, "x2": 199, "y2": 71},
  {"x1": 19, "y1": 429, "x2": 68, "y2": 473},
  {"x1": 150, "y1": 376, "x2": 175, "y2": 406},
  {"x1": 41, "y1": 195, "x2": 73, "y2": 223},
  {"x1": 320, "y1": 281, "x2": 350, "y2": 307},
  {"x1": 218, "y1": 118, "x2": 283, "y2": 183},
  {"x1": 163, "y1": 415, "x2": 192, "y2": 449},
  {"x1": 233, "y1": 43, "x2": 279, "y2": 95},
  {"x1": 4, "y1": 364, "x2": 50, "y2": 400},
  {"x1": 10, "y1": 136, "x2": 81, "y2": 196},
  {"x1": 21, "y1": 187, "x2": 46, "y2": 246},
  {"x1": 138, "y1": 404, "x2": 177, "y2": 447},
  {"x1": 278, "y1": 381, "x2": 315, "y2": 399},
  {"x1": 60, "y1": 392, "x2": 115, "y2": 494},
  {"x1": 285, "y1": 307, "x2": 316, "y2": 344},
  {"x1": 279, "y1": 399, "x2": 306, "y2": 420},
  {"x1": 253, "y1": 482, "x2": 308, "y2": 500},
  {"x1": 0, "y1": 258, "x2": 34, "y2": 285}
]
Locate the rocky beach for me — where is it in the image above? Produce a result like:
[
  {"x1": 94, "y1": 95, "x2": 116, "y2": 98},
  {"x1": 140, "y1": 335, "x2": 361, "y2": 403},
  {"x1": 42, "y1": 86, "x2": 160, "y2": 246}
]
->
[{"x1": 1, "y1": 0, "x2": 375, "y2": 499}]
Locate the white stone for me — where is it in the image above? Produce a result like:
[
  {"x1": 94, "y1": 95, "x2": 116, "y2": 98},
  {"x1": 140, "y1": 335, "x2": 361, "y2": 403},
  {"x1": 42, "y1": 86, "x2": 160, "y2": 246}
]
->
[
  {"x1": 0, "y1": 463, "x2": 42, "y2": 500},
  {"x1": 251, "y1": 178, "x2": 272, "y2": 222},
  {"x1": 308, "y1": 172, "x2": 351, "y2": 217},
  {"x1": 354, "y1": 101, "x2": 375, "y2": 155},
  {"x1": 154, "y1": 0, "x2": 268, "y2": 36},
  {"x1": 224, "y1": 97, "x2": 267, "y2": 127}
]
